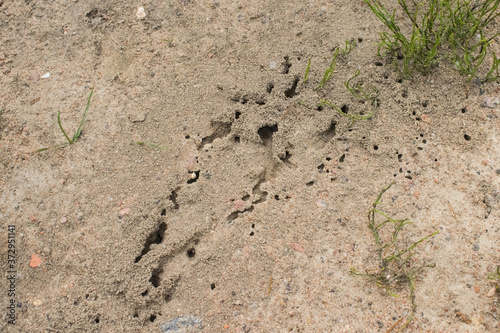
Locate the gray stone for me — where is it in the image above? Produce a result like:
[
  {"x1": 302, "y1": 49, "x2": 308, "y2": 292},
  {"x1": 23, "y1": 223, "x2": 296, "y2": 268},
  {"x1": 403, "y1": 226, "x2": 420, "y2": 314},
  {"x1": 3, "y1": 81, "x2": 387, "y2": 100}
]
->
[
  {"x1": 481, "y1": 96, "x2": 499, "y2": 108},
  {"x1": 160, "y1": 316, "x2": 202, "y2": 332}
]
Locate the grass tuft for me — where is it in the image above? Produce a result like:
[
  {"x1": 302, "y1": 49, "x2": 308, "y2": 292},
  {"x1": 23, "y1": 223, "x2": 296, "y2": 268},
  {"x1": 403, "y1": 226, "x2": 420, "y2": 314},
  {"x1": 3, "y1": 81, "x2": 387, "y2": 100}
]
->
[
  {"x1": 34, "y1": 89, "x2": 93, "y2": 153},
  {"x1": 316, "y1": 69, "x2": 379, "y2": 122},
  {"x1": 315, "y1": 40, "x2": 357, "y2": 90},
  {"x1": 351, "y1": 182, "x2": 438, "y2": 332},
  {"x1": 364, "y1": 0, "x2": 500, "y2": 81},
  {"x1": 344, "y1": 69, "x2": 380, "y2": 103}
]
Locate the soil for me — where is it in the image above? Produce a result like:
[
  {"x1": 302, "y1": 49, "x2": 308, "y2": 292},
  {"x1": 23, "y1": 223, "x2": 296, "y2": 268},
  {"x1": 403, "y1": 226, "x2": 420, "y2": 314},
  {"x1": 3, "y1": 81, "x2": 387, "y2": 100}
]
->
[{"x1": 1, "y1": 1, "x2": 500, "y2": 332}]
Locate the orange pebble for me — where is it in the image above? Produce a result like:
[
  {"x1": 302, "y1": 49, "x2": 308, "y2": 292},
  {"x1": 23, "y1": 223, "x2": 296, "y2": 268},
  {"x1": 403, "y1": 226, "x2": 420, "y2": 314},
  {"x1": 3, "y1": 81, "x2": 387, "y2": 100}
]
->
[{"x1": 30, "y1": 254, "x2": 42, "y2": 267}]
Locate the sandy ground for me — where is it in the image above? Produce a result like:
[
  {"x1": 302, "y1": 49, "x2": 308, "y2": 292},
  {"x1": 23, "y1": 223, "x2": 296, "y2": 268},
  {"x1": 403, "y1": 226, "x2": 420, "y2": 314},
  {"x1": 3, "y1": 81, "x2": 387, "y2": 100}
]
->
[{"x1": 1, "y1": 0, "x2": 500, "y2": 332}]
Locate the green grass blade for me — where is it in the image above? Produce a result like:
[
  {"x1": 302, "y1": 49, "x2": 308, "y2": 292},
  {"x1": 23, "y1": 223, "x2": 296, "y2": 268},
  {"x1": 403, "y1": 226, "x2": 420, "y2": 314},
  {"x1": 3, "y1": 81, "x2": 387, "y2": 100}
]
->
[
  {"x1": 132, "y1": 141, "x2": 168, "y2": 150},
  {"x1": 303, "y1": 58, "x2": 311, "y2": 84},
  {"x1": 57, "y1": 108, "x2": 73, "y2": 144},
  {"x1": 73, "y1": 89, "x2": 93, "y2": 142}
]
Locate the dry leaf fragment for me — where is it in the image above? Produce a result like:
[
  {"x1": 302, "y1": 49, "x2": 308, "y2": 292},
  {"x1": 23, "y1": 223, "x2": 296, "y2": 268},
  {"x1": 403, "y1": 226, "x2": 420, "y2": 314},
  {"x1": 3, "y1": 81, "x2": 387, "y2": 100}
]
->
[{"x1": 454, "y1": 310, "x2": 471, "y2": 324}]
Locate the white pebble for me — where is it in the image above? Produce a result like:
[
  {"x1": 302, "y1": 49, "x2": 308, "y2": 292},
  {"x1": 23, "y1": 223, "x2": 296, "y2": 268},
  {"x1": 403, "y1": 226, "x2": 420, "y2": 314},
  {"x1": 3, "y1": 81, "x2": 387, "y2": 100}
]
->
[
  {"x1": 41, "y1": 73, "x2": 50, "y2": 79},
  {"x1": 136, "y1": 6, "x2": 146, "y2": 19},
  {"x1": 269, "y1": 61, "x2": 277, "y2": 70}
]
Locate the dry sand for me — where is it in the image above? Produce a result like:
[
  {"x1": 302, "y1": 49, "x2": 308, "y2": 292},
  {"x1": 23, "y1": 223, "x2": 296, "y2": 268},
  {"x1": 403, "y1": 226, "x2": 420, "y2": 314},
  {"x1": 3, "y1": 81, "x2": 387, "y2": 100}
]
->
[{"x1": 1, "y1": 1, "x2": 499, "y2": 332}]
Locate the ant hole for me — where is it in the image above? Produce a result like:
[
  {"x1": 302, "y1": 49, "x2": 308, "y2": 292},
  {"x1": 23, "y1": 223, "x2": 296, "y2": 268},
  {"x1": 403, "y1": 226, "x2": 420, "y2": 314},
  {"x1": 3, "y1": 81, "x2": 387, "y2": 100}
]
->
[
  {"x1": 235, "y1": 111, "x2": 241, "y2": 119},
  {"x1": 160, "y1": 209, "x2": 166, "y2": 216},
  {"x1": 422, "y1": 101, "x2": 428, "y2": 107},
  {"x1": 267, "y1": 83, "x2": 274, "y2": 94},
  {"x1": 234, "y1": 136, "x2": 240, "y2": 143},
  {"x1": 185, "y1": 135, "x2": 190, "y2": 139},
  {"x1": 133, "y1": 312, "x2": 138, "y2": 318},
  {"x1": 187, "y1": 248, "x2": 196, "y2": 258},
  {"x1": 341, "y1": 105, "x2": 349, "y2": 113},
  {"x1": 210, "y1": 283, "x2": 216, "y2": 290},
  {"x1": 249, "y1": 231, "x2": 254, "y2": 236},
  {"x1": 464, "y1": 134, "x2": 471, "y2": 141},
  {"x1": 275, "y1": 195, "x2": 280, "y2": 200},
  {"x1": 94, "y1": 318, "x2": 100, "y2": 324},
  {"x1": 461, "y1": 108, "x2": 467, "y2": 113},
  {"x1": 383, "y1": 73, "x2": 389, "y2": 79},
  {"x1": 373, "y1": 145, "x2": 379, "y2": 150},
  {"x1": 358, "y1": 37, "x2": 363, "y2": 43},
  {"x1": 317, "y1": 105, "x2": 324, "y2": 111},
  {"x1": 150, "y1": 315, "x2": 156, "y2": 322},
  {"x1": 396, "y1": 78, "x2": 403, "y2": 83},
  {"x1": 326, "y1": 157, "x2": 332, "y2": 161},
  {"x1": 375, "y1": 61, "x2": 383, "y2": 66}
]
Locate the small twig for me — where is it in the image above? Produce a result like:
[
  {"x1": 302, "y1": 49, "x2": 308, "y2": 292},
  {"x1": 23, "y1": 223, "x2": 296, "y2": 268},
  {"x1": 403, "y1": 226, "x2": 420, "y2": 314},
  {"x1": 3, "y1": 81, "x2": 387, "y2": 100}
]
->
[
  {"x1": 447, "y1": 200, "x2": 459, "y2": 222},
  {"x1": 267, "y1": 276, "x2": 273, "y2": 296},
  {"x1": 385, "y1": 317, "x2": 404, "y2": 333},
  {"x1": 281, "y1": 102, "x2": 298, "y2": 120}
]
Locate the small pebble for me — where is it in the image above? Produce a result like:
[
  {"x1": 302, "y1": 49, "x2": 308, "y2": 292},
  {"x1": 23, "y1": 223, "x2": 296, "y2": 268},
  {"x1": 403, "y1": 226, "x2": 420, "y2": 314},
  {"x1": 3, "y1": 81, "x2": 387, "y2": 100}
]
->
[
  {"x1": 233, "y1": 199, "x2": 246, "y2": 212},
  {"x1": 136, "y1": 6, "x2": 146, "y2": 19},
  {"x1": 185, "y1": 157, "x2": 198, "y2": 171},
  {"x1": 316, "y1": 199, "x2": 327, "y2": 209},
  {"x1": 29, "y1": 73, "x2": 39, "y2": 82},
  {"x1": 119, "y1": 208, "x2": 130, "y2": 217},
  {"x1": 487, "y1": 287, "x2": 496, "y2": 297},
  {"x1": 472, "y1": 244, "x2": 479, "y2": 251},
  {"x1": 481, "y1": 96, "x2": 499, "y2": 108},
  {"x1": 60, "y1": 216, "x2": 68, "y2": 224},
  {"x1": 41, "y1": 72, "x2": 50, "y2": 79},
  {"x1": 269, "y1": 61, "x2": 277, "y2": 70}
]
